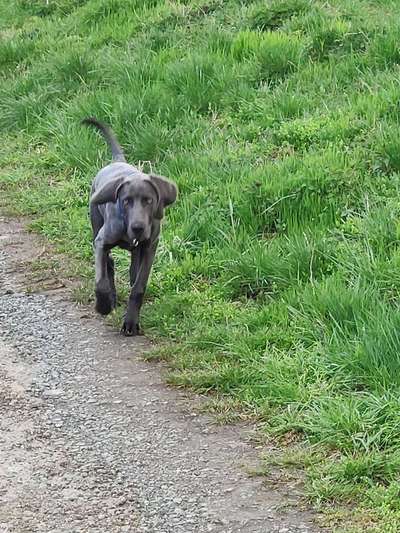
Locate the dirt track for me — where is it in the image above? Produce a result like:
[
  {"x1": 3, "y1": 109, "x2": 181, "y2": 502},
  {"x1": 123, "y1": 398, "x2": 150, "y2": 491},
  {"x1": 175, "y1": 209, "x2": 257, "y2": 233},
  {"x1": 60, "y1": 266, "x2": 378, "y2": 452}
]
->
[{"x1": 0, "y1": 217, "x2": 320, "y2": 532}]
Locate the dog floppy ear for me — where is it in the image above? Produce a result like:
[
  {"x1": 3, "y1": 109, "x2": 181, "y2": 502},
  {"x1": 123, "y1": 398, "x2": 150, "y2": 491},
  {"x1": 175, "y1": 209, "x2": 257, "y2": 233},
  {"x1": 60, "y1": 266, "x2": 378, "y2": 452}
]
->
[
  {"x1": 150, "y1": 174, "x2": 178, "y2": 219},
  {"x1": 90, "y1": 177, "x2": 127, "y2": 205}
]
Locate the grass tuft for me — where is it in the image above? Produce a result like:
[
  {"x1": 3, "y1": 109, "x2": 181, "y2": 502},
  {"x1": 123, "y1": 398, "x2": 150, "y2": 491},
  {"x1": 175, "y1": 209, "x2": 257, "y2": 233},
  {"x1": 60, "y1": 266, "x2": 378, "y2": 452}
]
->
[{"x1": 249, "y1": 0, "x2": 311, "y2": 31}]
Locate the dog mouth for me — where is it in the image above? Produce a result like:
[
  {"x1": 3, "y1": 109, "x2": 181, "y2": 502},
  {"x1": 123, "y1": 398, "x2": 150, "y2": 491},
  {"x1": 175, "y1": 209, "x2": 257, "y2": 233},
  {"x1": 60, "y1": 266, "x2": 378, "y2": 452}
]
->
[{"x1": 132, "y1": 239, "x2": 139, "y2": 248}]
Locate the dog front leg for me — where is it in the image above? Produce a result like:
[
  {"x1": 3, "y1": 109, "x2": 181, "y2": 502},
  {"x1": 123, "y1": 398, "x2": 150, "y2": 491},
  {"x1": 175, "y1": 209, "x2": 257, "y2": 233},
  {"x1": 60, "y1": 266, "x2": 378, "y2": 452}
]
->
[
  {"x1": 94, "y1": 238, "x2": 114, "y2": 316},
  {"x1": 129, "y1": 246, "x2": 142, "y2": 286},
  {"x1": 121, "y1": 241, "x2": 158, "y2": 336}
]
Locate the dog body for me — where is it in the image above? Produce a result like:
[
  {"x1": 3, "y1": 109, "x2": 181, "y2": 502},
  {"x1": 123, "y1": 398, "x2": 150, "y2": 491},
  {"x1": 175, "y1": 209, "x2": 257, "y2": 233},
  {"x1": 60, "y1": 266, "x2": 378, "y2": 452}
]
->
[{"x1": 83, "y1": 118, "x2": 177, "y2": 336}]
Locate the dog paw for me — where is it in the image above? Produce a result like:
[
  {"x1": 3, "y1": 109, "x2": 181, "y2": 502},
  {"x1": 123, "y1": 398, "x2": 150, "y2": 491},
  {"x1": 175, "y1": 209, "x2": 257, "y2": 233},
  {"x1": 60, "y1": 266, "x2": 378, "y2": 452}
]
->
[
  {"x1": 95, "y1": 290, "x2": 114, "y2": 316},
  {"x1": 120, "y1": 319, "x2": 142, "y2": 337}
]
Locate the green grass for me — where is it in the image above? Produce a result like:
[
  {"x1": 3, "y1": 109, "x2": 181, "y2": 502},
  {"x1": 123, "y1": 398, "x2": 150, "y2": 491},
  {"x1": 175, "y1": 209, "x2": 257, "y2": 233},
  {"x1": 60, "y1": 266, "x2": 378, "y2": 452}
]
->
[{"x1": 2, "y1": 0, "x2": 400, "y2": 529}]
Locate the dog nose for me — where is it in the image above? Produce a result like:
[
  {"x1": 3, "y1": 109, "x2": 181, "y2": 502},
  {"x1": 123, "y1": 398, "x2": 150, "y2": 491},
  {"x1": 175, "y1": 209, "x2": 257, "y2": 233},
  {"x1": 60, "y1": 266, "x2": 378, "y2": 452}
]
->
[{"x1": 130, "y1": 224, "x2": 144, "y2": 237}]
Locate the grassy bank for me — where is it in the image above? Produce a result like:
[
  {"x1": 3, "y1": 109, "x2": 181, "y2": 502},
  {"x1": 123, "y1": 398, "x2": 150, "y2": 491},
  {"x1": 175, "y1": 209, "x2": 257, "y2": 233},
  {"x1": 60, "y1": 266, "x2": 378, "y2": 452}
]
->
[{"x1": 2, "y1": 0, "x2": 400, "y2": 529}]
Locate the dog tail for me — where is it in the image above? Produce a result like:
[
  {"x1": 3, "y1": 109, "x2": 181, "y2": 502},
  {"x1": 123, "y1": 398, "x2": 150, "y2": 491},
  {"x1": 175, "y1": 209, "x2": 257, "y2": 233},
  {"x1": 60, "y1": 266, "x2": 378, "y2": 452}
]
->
[{"x1": 81, "y1": 117, "x2": 126, "y2": 162}]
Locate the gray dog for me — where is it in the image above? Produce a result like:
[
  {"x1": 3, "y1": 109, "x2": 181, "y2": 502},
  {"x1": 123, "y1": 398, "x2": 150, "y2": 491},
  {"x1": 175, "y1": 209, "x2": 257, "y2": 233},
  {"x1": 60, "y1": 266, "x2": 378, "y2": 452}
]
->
[{"x1": 82, "y1": 117, "x2": 177, "y2": 336}]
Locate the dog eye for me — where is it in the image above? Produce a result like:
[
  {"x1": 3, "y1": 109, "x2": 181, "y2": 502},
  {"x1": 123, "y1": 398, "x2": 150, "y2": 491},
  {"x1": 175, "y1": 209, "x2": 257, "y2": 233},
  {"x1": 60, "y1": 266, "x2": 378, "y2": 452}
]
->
[
  {"x1": 144, "y1": 197, "x2": 153, "y2": 204},
  {"x1": 123, "y1": 199, "x2": 130, "y2": 207}
]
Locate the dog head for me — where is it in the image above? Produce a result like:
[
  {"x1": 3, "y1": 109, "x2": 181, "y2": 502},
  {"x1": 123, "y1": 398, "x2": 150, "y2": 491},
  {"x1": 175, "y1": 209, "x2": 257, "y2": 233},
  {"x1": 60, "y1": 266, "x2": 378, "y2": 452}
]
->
[{"x1": 91, "y1": 173, "x2": 177, "y2": 244}]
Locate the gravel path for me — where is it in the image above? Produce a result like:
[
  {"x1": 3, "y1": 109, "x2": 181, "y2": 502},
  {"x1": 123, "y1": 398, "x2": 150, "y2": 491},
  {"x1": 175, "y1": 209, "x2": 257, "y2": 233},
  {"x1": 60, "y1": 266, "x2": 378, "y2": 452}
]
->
[{"x1": 0, "y1": 218, "x2": 321, "y2": 532}]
